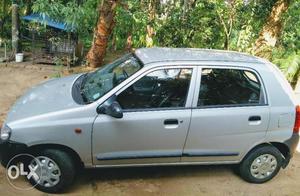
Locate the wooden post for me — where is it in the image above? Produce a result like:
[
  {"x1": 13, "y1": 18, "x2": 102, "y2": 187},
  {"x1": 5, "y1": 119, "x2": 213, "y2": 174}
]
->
[
  {"x1": 4, "y1": 42, "x2": 7, "y2": 60},
  {"x1": 11, "y1": 3, "x2": 20, "y2": 55},
  {"x1": 67, "y1": 33, "x2": 71, "y2": 69},
  {"x1": 32, "y1": 30, "x2": 35, "y2": 64}
]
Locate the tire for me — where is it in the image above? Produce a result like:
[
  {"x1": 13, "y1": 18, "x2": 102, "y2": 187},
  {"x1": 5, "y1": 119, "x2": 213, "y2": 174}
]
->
[
  {"x1": 28, "y1": 149, "x2": 76, "y2": 193},
  {"x1": 239, "y1": 145, "x2": 283, "y2": 183}
]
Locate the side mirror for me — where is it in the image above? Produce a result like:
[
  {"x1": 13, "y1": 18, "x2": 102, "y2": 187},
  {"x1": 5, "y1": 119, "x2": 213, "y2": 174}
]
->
[
  {"x1": 97, "y1": 96, "x2": 123, "y2": 118},
  {"x1": 105, "y1": 101, "x2": 123, "y2": 118}
]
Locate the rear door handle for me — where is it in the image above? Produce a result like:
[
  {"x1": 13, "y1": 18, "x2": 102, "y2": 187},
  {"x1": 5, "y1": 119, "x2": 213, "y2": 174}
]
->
[
  {"x1": 248, "y1": 116, "x2": 262, "y2": 126},
  {"x1": 248, "y1": 116, "x2": 261, "y2": 121},
  {"x1": 164, "y1": 119, "x2": 179, "y2": 125}
]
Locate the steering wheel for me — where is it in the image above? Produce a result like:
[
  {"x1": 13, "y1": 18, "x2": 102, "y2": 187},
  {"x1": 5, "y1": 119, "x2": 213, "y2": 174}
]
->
[
  {"x1": 123, "y1": 69, "x2": 129, "y2": 78},
  {"x1": 112, "y1": 72, "x2": 118, "y2": 86}
]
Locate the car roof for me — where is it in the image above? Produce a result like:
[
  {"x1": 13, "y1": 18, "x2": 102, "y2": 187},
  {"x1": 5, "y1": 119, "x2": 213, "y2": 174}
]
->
[{"x1": 134, "y1": 47, "x2": 264, "y2": 65}]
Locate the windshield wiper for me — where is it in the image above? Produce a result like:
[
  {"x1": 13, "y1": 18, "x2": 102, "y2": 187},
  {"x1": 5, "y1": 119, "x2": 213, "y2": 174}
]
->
[
  {"x1": 79, "y1": 73, "x2": 92, "y2": 104},
  {"x1": 80, "y1": 73, "x2": 90, "y2": 89},
  {"x1": 80, "y1": 91, "x2": 92, "y2": 104}
]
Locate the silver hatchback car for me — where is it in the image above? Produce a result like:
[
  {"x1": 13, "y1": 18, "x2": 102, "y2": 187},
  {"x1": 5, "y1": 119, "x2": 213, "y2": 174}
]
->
[{"x1": 0, "y1": 48, "x2": 299, "y2": 193}]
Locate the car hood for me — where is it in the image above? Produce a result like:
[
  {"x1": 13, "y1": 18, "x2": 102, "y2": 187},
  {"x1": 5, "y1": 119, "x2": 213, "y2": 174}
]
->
[{"x1": 5, "y1": 74, "x2": 83, "y2": 123}]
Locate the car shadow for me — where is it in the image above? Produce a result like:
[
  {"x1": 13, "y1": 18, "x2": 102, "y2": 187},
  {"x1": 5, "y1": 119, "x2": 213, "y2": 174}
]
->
[{"x1": 68, "y1": 164, "x2": 239, "y2": 193}]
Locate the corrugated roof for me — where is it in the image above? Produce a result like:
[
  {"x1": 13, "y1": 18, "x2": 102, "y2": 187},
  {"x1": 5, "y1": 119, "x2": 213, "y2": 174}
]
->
[{"x1": 22, "y1": 14, "x2": 74, "y2": 31}]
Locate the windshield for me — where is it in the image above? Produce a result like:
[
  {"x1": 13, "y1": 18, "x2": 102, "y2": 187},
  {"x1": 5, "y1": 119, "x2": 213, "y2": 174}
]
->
[{"x1": 80, "y1": 54, "x2": 142, "y2": 104}]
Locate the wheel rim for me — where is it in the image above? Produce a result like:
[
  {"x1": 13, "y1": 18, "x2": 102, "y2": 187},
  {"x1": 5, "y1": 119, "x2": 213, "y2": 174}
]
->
[
  {"x1": 250, "y1": 154, "x2": 278, "y2": 179},
  {"x1": 29, "y1": 156, "x2": 61, "y2": 188}
]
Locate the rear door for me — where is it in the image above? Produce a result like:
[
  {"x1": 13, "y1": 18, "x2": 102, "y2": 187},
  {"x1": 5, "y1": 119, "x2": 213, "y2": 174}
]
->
[{"x1": 183, "y1": 66, "x2": 270, "y2": 163}]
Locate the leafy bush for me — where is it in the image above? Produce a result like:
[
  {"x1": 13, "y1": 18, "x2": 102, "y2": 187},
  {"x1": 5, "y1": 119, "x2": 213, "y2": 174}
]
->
[
  {"x1": 273, "y1": 51, "x2": 300, "y2": 86},
  {"x1": 32, "y1": 0, "x2": 99, "y2": 48}
]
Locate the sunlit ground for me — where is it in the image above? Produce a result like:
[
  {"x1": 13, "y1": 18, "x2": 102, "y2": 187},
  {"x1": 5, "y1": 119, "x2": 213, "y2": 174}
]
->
[{"x1": 297, "y1": 140, "x2": 300, "y2": 153}]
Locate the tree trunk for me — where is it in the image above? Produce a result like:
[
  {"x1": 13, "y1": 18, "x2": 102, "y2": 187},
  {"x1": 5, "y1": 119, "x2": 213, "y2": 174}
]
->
[
  {"x1": 11, "y1": 3, "x2": 20, "y2": 55},
  {"x1": 86, "y1": 0, "x2": 119, "y2": 68},
  {"x1": 146, "y1": 0, "x2": 156, "y2": 48},
  {"x1": 0, "y1": 0, "x2": 9, "y2": 37},
  {"x1": 253, "y1": 0, "x2": 290, "y2": 57},
  {"x1": 126, "y1": 34, "x2": 132, "y2": 52},
  {"x1": 217, "y1": 1, "x2": 235, "y2": 50},
  {"x1": 183, "y1": 0, "x2": 196, "y2": 11}
]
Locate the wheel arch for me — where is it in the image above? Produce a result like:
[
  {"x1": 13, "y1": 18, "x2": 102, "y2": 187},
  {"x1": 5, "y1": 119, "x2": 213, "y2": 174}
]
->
[
  {"x1": 242, "y1": 142, "x2": 290, "y2": 168},
  {"x1": 27, "y1": 143, "x2": 84, "y2": 169},
  {"x1": 269, "y1": 142, "x2": 290, "y2": 159}
]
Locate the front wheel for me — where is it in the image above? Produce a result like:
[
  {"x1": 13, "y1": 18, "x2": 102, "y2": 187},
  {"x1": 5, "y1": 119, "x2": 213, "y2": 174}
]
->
[
  {"x1": 28, "y1": 149, "x2": 76, "y2": 193},
  {"x1": 239, "y1": 145, "x2": 283, "y2": 183}
]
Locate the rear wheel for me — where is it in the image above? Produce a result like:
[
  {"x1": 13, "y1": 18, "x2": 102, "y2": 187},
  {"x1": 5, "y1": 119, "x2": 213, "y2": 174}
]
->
[
  {"x1": 28, "y1": 149, "x2": 76, "y2": 193},
  {"x1": 239, "y1": 145, "x2": 283, "y2": 183}
]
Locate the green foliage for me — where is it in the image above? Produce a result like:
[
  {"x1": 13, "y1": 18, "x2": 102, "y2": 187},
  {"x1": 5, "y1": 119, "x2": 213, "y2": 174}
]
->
[
  {"x1": 51, "y1": 57, "x2": 64, "y2": 78},
  {"x1": 155, "y1": 2, "x2": 222, "y2": 48},
  {"x1": 270, "y1": 1, "x2": 300, "y2": 85},
  {"x1": 32, "y1": 0, "x2": 99, "y2": 48},
  {"x1": 1, "y1": 0, "x2": 300, "y2": 84},
  {"x1": 281, "y1": 1, "x2": 300, "y2": 52},
  {"x1": 0, "y1": 0, "x2": 11, "y2": 38},
  {"x1": 273, "y1": 51, "x2": 300, "y2": 85},
  {"x1": 112, "y1": 0, "x2": 277, "y2": 51},
  {"x1": 113, "y1": 0, "x2": 150, "y2": 49},
  {"x1": 112, "y1": 0, "x2": 300, "y2": 84}
]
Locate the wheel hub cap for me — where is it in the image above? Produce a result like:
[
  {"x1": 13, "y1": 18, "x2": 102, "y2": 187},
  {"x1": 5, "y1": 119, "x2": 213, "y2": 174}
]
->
[
  {"x1": 29, "y1": 156, "x2": 61, "y2": 188},
  {"x1": 250, "y1": 154, "x2": 277, "y2": 179}
]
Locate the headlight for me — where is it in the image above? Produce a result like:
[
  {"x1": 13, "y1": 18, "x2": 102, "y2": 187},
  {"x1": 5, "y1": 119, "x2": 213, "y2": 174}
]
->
[{"x1": 1, "y1": 124, "x2": 12, "y2": 141}]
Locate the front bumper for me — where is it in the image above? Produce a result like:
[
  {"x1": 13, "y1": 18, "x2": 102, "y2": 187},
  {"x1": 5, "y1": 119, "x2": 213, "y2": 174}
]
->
[{"x1": 0, "y1": 140, "x2": 27, "y2": 167}]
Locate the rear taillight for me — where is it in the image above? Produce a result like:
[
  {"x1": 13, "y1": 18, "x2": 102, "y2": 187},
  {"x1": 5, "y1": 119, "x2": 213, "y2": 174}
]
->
[{"x1": 293, "y1": 105, "x2": 300, "y2": 134}]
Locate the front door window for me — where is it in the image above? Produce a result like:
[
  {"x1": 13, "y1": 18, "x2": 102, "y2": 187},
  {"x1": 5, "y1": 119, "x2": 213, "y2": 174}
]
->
[{"x1": 117, "y1": 68, "x2": 193, "y2": 110}]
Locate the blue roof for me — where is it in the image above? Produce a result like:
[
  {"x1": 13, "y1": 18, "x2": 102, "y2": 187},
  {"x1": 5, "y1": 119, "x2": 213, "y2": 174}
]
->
[{"x1": 22, "y1": 14, "x2": 74, "y2": 31}]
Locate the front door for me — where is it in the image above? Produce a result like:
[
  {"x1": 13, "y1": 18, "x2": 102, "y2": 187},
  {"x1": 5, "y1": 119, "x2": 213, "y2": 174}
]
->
[
  {"x1": 183, "y1": 67, "x2": 270, "y2": 163},
  {"x1": 92, "y1": 66, "x2": 196, "y2": 165}
]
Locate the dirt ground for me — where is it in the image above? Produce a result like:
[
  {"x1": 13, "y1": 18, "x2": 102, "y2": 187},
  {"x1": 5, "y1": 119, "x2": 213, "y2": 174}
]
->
[{"x1": 0, "y1": 65, "x2": 300, "y2": 196}]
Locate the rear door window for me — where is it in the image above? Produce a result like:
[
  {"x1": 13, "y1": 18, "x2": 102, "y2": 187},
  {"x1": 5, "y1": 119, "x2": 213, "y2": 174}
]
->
[{"x1": 198, "y1": 68, "x2": 265, "y2": 107}]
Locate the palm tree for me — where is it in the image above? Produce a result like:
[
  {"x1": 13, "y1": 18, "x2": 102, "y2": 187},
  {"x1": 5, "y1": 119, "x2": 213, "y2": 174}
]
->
[
  {"x1": 254, "y1": 0, "x2": 290, "y2": 58},
  {"x1": 87, "y1": 0, "x2": 119, "y2": 68}
]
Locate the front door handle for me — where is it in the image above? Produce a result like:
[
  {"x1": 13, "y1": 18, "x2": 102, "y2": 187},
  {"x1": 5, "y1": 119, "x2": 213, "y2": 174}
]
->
[
  {"x1": 164, "y1": 119, "x2": 179, "y2": 125},
  {"x1": 164, "y1": 119, "x2": 179, "y2": 129},
  {"x1": 249, "y1": 116, "x2": 261, "y2": 121}
]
